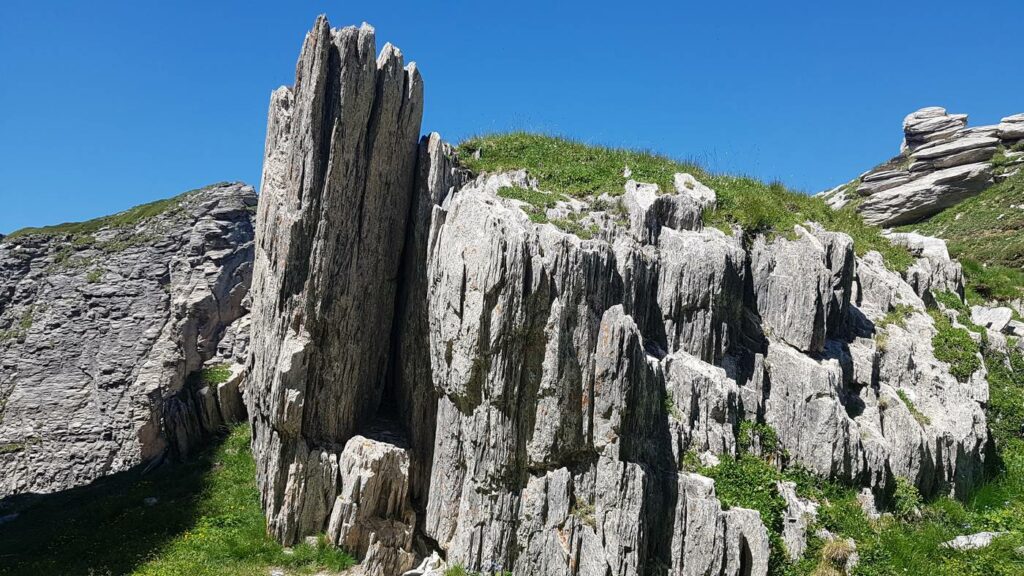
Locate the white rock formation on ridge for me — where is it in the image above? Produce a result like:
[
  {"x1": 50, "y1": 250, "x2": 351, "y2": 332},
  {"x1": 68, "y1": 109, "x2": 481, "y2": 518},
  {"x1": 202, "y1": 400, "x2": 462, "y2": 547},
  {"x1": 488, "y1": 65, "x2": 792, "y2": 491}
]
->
[
  {"x1": 0, "y1": 183, "x2": 255, "y2": 498},
  {"x1": 246, "y1": 18, "x2": 994, "y2": 576},
  {"x1": 819, "y1": 106, "x2": 1024, "y2": 227}
]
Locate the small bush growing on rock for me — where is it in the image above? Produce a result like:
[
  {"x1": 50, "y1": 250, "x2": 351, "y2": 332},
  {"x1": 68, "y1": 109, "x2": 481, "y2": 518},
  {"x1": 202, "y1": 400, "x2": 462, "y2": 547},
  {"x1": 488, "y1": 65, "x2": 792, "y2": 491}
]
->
[
  {"x1": 892, "y1": 476, "x2": 922, "y2": 519},
  {"x1": 737, "y1": 420, "x2": 780, "y2": 456},
  {"x1": 928, "y1": 309, "x2": 982, "y2": 381}
]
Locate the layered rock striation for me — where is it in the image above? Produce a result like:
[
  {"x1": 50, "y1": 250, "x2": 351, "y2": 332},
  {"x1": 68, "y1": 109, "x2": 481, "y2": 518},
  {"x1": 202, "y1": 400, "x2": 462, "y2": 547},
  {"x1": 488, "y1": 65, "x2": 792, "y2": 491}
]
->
[
  {"x1": 820, "y1": 106, "x2": 1024, "y2": 226},
  {"x1": 246, "y1": 19, "x2": 995, "y2": 576},
  {"x1": 245, "y1": 16, "x2": 424, "y2": 569},
  {"x1": 0, "y1": 183, "x2": 256, "y2": 498}
]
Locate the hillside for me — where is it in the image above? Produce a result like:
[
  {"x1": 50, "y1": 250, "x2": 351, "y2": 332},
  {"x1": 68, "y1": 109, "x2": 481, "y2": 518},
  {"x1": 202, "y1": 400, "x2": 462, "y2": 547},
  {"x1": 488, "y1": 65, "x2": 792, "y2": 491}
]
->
[{"x1": 1, "y1": 16, "x2": 1023, "y2": 576}]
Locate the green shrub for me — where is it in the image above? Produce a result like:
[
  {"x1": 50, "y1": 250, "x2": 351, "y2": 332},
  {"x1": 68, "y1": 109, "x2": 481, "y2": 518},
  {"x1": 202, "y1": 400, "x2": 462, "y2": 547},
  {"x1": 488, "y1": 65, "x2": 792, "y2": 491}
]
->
[
  {"x1": 892, "y1": 476, "x2": 923, "y2": 519},
  {"x1": 928, "y1": 309, "x2": 982, "y2": 381},
  {"x1": 86, "y1": 269, "x2": 103, "y2": 283},
  {"x1": 737, "y1": 421, "x2": 780, "y2": 455},
  {"x1": 703, "y1": 454, "x2": 790, "y2": 573}
]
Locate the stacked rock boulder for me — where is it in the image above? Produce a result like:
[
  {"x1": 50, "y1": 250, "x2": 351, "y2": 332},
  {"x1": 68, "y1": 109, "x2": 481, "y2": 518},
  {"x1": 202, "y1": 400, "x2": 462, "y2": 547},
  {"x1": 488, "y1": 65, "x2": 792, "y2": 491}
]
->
[
  {"x1": 819, "y1": 107, "x2": 1024, "y2": 226},
  {"x1": 246, "y1": 18, "x2": 994, "y2": 576},
  {"x1": 0, "y1": 183, "x2": 256, "y2": 498}
]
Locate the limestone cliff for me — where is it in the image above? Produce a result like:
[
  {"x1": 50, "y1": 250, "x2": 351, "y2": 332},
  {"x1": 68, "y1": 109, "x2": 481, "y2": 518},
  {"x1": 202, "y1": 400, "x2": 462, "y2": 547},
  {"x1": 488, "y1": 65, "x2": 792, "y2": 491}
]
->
[
  {"x1": 246, "y1": 17, "x2": 995, "y2": 576},
  {"x1": 0, "y1": 183, "x2": 255, "y2": 498}
]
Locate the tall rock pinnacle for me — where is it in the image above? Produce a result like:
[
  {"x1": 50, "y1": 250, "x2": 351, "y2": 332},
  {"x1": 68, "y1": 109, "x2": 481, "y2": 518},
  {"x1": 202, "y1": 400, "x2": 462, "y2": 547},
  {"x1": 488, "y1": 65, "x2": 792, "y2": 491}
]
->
[{"x1": 247, "y1": 15, "x2": 423, "y2": 546}]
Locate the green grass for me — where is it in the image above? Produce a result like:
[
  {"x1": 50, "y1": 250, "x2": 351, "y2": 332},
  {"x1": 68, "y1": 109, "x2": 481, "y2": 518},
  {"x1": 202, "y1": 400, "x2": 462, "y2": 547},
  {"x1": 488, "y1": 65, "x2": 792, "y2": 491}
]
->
[
  {"x1": 896, "y1": 170, "x2": 1024, "y2": 303},
  {"x1": 928, "y1": 308, "x2": 982, "y2": 382},
  {"x1": 459, "y1": 133, "x2": 914, "y2": 271},
  {"x1": 878, "y1": 304, "x2": 916, "y2": 329},
  {"x1": 195, "y1": 363, "x2": 233, "y2": 387},
  {"x1": 0, "y1": 424, "x2": 355, "y2": 576},
  {"x1": 896, "y1": 390, "x2": 931, "y2": 427},
  {"x1": 5, "y1": 194, "x2": 188, "y2": 240}
]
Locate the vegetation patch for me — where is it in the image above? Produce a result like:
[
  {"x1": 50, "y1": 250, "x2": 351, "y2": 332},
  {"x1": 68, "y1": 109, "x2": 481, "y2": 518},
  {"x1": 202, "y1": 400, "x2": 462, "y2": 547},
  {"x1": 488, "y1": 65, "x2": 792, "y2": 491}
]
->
[
  {"x1": 896, "y1": 390, "x2": 931, "y2": 427},
  {"x1": 897, "y1": 170, "x2": 1024, "y2": 303},
  {"x1": 928, "y1": 308, "x2": 982, "y2": 381},
  {"x1": 0, "y1": 424, "x2": 355, "y2": 576},
  {"x1": 459, "y1": 133, "x2": 914, "y2": 271},
  {"x1": 571, "y1": 501, "x2": 596, "y2": 528},
  {"x1": 5, "y1": 193, "x2": 190, "y2": 240},
  {"x1": 194, "y1": 363, "x2": 233, "y2": 387},
  {"x1": 737, "y1": 420, "x2": 780, "y2": 456},
  {"x1": 878, "y1": 304, "x2": 916, "y2": 330}
]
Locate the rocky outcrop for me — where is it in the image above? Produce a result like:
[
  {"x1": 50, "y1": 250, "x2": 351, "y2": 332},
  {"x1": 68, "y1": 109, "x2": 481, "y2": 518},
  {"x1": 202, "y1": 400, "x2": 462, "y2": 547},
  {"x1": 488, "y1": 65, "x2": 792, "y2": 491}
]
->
[
  {"x1": 820, "y1": 106, "x2": 1023, "y2": 227},
  {"x1": 245, "y1": 15, "x2": 424, "y2": 548},
  {"x1": 246, "y1": 20, "x2": 994, "y2": 576},
  {"x1": 0, "y1": 183, "x2": 255, "y2": 498}
]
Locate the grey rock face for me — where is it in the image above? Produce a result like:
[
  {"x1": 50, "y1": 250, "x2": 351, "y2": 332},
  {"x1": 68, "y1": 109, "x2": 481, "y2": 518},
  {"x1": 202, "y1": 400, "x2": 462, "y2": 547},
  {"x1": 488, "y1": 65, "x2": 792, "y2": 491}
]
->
[
  {"x1": 0, "y1": 183, "x2": 255, "y2": 498},
  {"x1": 246, "y1": 16, "x2": 424, "y2": 544},
  {"x1": 858, "y1": 162, "x2": 993, "y2": 226},
  {"x1": 885, "y1": 232, "x2": 964, "y2": 300},
  {"x1": 998, "y1": 113, "x2": 1024, "y2": 141},
  {"x1": 246, "y1": 24, "x2": 994, "y2": 575},
  {"x1": 326, "y1": 435, "x2": 417, "y2": 575}
]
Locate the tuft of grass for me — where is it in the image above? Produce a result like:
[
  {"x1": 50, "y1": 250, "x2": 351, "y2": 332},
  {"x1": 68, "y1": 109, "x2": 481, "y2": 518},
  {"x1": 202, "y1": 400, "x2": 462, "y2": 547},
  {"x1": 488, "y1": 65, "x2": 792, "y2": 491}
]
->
[
  {"x1": 896, "y1": 389, "x2": 931, "y2": 427},
  {"x1": 878, "y1": 303, "x2": 916, "y2": 330},
  {"x1": 459, "y1": 133, "x2": 914, "y2": 271},
  {"x1": 928, "y1": 309, "x2": 982, "y2": 382},
  {"x1": 0, "y1": 442, "x2": 25, "y2": 454},
  {"x1": 571, "y1": 501, "x2": 596, "y2": 528},
  {"x1": 194, "y1": 363, "x2": 233, "y2": 387},
  {"x1": 0, "y1": 424, "x2": 355, "y2": 576},
  {"x1": 85, "y1": 269, "x2": 103, "y2": 283}
]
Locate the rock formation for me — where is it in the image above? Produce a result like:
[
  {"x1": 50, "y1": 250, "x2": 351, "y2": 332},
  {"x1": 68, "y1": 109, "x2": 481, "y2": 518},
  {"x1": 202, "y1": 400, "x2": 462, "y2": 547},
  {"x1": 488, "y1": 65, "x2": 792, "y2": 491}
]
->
[
  {"x1": 0, "y1": 182, "x2": 256, "y2": 498},
  {"x1": 246, "y1": 19, "x2": 994, "y2": 575},
  {"x1": 245, "y1": 15, "x2": 424, "y2": 565},
  {"x1": 819, "y1": 106, "x2": 1024, "y2": 226}
]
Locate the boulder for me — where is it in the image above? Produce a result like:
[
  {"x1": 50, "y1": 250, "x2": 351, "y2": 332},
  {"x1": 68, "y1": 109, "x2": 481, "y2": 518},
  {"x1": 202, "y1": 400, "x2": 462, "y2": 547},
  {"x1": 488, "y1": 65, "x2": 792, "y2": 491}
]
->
[
  {"x1": 997, "y1": 113, "x2": 1024, "y2": 141},
  {"x1": 858, "y1": 162, "x2": 993, "y2": 226},
  {"x1": 971, "y1": 305, "x2": 1013, "y2": 333}
]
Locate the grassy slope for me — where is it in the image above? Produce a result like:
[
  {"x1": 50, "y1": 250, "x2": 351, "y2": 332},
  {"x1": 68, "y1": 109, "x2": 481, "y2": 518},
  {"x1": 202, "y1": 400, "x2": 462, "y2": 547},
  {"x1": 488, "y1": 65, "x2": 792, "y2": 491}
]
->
[
  {"x1": 0, "y1": 424, "x2": 353, "y2": 576},
  {"x1": 896, "y1": 170, "x2": 1024, "y2": 303},
  {"x1": 459, "y1": 133, "x2": 914, "y2": 271},
  {"x1": 2, "y1": 182, "x2": 234, "y2": 241}
]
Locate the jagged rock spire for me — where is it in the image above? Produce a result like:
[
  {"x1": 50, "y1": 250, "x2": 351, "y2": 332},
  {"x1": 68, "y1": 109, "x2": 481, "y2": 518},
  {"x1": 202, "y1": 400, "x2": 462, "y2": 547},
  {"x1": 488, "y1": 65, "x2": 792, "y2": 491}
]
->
[{"x1": 246, "y1": 15, "x2": 423, "y2": 550}]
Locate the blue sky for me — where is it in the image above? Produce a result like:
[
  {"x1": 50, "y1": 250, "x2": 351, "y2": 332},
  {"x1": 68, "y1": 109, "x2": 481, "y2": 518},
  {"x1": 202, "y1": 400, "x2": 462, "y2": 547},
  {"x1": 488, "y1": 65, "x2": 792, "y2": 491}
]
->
[{"x1": 1, "y1": 1, "x2": 1021, "y2": 234}]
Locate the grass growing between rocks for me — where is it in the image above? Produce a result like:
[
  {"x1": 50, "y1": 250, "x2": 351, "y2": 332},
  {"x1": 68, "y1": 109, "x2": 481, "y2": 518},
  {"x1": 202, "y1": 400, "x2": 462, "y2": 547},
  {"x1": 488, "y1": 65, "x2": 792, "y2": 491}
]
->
[
  {"x1": 459, "y1": 133, "x2": 914, "y2": 271},
  {"x1": 896, "y1": 170, "x2": 1024, "y2": 303},
  {"x1": 791, "y1": 344, "x2": 1024, "y2": 576},
  {"x1": 0, "y1": 424, "x2": 355, "y2": 576}
]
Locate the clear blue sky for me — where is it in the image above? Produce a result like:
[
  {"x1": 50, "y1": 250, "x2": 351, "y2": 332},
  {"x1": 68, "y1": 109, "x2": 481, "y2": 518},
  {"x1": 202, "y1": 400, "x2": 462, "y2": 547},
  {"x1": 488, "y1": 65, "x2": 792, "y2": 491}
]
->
[{"x1": 2, "y1": 1, "x2": 1021, "y2": 234}]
